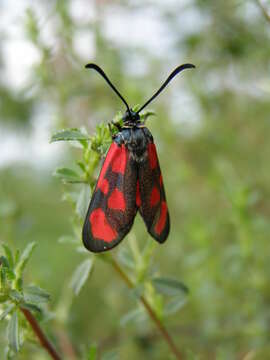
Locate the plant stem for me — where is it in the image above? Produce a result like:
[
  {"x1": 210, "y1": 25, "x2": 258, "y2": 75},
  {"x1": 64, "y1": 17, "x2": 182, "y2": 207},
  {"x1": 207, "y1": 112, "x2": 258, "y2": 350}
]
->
[
  {"x1": 109, "y1": 257, "x2": 183, "y2": 360},
  {"x1": 20, "y1": 307, "x2": 62, "y2": 360}
]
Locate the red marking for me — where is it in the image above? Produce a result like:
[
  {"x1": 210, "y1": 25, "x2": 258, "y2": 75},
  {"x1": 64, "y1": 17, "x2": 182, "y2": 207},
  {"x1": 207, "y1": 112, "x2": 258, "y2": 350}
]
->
[
  {"x1": 108, "y1": 188, "x2": 126, "y2": 211},
  {"x1": 148, "y1": 143, "x2": 158, "y2": 169},
  {"x1": 111, "y1": 144, "x2": 127, "y2": 174},
  {"x1": 136, "y1": 180, "x2": 141, "y2": 207},
  {"x1": 159, "y1": 174, "x2": 163, "y2": 187},
  {"x1": 96, "y1": 143, "x2": 127, "y2": 193},
  {"x1": 90, "y1": 208, "x2": 117, "y2": 242},
  {"x1": 155, "y1": 201, "x2": 167, "y2": 235},
  {"x1": 97, "y1": 178, "x2": 109, "y2": 194},
  {"x1": 96, "y1": 143, "x2": 118, "y2": 193},
  {"x1": 150, "y1": 187, "x2": 160, "y2": 207}
]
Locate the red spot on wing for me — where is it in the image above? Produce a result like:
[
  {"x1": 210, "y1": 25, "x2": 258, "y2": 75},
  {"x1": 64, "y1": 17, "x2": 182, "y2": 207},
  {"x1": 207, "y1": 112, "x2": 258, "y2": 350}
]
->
[
  {"x1": 96, "y1": 143, "x2": 127, "y2": 193},
  {"x1": 108, "y1": 188, "x2": 126, "y2": 211},
  {"x1": 90, "y1": 208, "x2": 117, "y2": 242},
  {"x1": 136, "y1": 180, "x2": 141, "y2": 207},
  {"x1": 159, "y1": 174, "x2": 163, "y2": 187},
  {"x1": 155, "y1": 201, "x2": 167, "y2": 235},
  {"x1": 150, "y1": 187, "x2": 160, "y2": 207},
  {"x1": 148, "y1": 143, "x2": 158, "y2": 169},
  {"x1": 97, "y1": 143, "x2": 118, "y2": 193},
  {"x1": 97, "y1": 178, "x2": 109, "y2": 194},
  {"x1": 111, "y1": 144, "x2": 127, "y2": 174}
]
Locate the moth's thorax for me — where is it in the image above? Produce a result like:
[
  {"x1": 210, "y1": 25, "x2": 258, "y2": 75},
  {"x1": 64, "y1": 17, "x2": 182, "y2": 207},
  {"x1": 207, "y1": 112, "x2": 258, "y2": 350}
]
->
[{"x1": 114, "y1": 126, "x2": 153, "y2": 162}]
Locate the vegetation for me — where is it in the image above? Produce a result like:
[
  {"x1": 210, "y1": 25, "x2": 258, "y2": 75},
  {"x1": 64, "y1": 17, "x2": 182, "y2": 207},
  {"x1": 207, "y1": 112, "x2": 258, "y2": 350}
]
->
[{"x1": 1, "y1": 1, "x2": 270, "y2": 359}]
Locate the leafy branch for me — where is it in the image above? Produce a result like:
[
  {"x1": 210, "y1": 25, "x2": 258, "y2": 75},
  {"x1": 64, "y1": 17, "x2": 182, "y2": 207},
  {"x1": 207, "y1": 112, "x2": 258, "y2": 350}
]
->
[
  {"x1": 108, "y1": 255, "x2": 184, "y2": 359},
  {"x1": 0, "y1": 243, "x2": 61, "y2": 359},
  {"x1": 51, "y1": 111, "x2": 189, "y2": 359}
]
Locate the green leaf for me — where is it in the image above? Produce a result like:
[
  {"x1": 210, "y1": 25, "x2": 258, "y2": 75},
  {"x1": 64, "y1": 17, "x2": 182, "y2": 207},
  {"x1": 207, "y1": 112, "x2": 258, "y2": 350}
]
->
[
  {"x1": 14, "y1": 250, "x2": 20, "y2": 266},
  {"x1": 152, "y1": 277, "x2": 189, "y2": 297},
  {"x1": 113, "y1": 110, "x2": 123, "y2": 123},
  {"x1": 5, "y1": 268, "x2": 15, "y2": 281},
  {"x1": 2, "y1": 245, "x2": 14, "y2": 269},
  {"x1": 54, "y1": 167, "x2": 84, "y2": 184},
  {"x1": 9, "y1": 290, "x2": 24, "y2": 303},
  {"x1": 140, "y1": 109, "x2": 156, "y2": 122},
  {"x1": 120, "y1": 308, "x2": 145, "y2": 326},
  {"x1": 164, "y1": 297, "x2": 188, "y2": 315},
  {"x1": 0, "y1": 256, "x2": 10, "y2": 268},
  {"x1": 8, "y1": 310, "x2": 20, "y2": 352},
  {"x1": 70, "y1": 259, "x2": 93, "y2": 296},
  {"x1": 132, "y1": 104, "x2": 140, "y2": 112},
  {"x1": 0, "y1": 266, "x2": 7, "y2": 289},
  {"x1": 0, "y1": 304, "x2": 15, "y2": 321},
  {"x1": 77, "y1": 161, "x2": 86, "y2": 172},
  {"x1": 20, "y1": 303, "x2": 41, "y2": 313},
  {"x1": 75, "y1": 184, "x2": 91, "y2": 219},
  {"x1": 15, "y1": 242, "x2": 36, "y2": 278},
  {"x1": 24, "y1": 286, "x2": 50, "y2": 304},
  {"x1": 88, "y1": 344, "x2": 97, "y2": 360},
  {"x1": 50, "y1": 128, "x2": 90, "y2": 142}
]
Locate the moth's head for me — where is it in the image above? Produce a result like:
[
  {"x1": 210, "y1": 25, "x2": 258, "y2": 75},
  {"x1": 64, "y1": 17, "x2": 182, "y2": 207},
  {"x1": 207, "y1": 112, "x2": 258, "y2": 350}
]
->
[{"x1": 123, "y1": 109, "x2": 140, "y2": 124}]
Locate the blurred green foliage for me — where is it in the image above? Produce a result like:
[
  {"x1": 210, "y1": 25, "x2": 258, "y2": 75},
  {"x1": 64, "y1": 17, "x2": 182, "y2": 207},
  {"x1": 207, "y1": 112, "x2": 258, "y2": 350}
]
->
[{"x1": 1, "y1": 0, "x2": 270, "y2": 359}]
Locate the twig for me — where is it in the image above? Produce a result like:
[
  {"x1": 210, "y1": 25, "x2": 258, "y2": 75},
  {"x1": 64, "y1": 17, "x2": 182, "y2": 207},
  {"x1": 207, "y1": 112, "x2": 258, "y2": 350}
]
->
[
  {"x1": 56, "y1": 328, "x2": 78, "y2": 360},
  {"x1": 109, "y1": 256, "x2": 183, "y2": 360},
  {"x1": 256, "y1": 0, "x2": 270, "y2": 23},
  {"x1": 20, "y1": 307, "x2": 62, "y2": 360}
]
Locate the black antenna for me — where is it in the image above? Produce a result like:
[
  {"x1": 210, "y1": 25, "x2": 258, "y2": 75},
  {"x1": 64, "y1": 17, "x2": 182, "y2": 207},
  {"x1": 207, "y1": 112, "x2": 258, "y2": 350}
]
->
[
  {"x1": 136, "y1": 63, "x2": 195, "y2": 114},
  {"x1": 85, "y1": 63, "x2": 131, "y2": 115}
]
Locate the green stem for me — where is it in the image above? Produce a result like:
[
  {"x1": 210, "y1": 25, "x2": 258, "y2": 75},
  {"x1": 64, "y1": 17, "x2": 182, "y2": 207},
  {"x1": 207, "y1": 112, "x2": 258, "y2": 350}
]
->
[
  {"x1": 109, "y1": 256, "x2": 183, "y2": 360},
  {"x1": 20, "y1": 307, "x2": 61, "y2": 360}
]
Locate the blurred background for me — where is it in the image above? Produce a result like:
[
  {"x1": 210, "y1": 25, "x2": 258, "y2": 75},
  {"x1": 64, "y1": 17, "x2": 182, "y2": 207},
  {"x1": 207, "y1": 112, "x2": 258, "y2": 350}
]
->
[{"x1": 1, "y1": 0, "x2": 270, "y2": 359}]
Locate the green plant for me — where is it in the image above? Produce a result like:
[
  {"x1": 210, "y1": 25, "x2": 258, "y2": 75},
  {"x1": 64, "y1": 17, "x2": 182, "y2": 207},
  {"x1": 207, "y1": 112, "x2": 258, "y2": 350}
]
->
[
  {"x1": 50, "y1": 112, "x2": 189, "y2": 359},
  {"x1": 0, "y1": 242, "x2": 60, "y2": 359}
]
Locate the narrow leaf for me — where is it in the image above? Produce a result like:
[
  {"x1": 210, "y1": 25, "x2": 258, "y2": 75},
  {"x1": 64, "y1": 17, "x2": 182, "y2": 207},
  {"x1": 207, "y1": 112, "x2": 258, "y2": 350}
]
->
[
  {"x1": 20, "y1": 303, "x2": 41, "y2": 313},
  {"x1": 75, "y1": 184, "x2": 91, "y2": 219},
  {"x1": 15, "y1": 242, "x2": 36, "y2": 276},
  {"x1": 0, "y1": 304, "x2": 15, "y2": 321},
  {"x1": 70, "y1": 259, "x2": 93, "y2": 296},
  {"x1": 24, "y1": 285, "x2": 50, "y2": 304},
  {"x1": 50, "y1": 128, "x2": 90, "y2": 142},
  {"x1": 5, "y1": 268, "x2": 15, "y2": 281},
  {"x1": 2, "y1": 244, "x2": 14, "y2": 269},
  {"x1": 0, "y1": 266, "x2": 7, "y2": 288},
  {"x1": 120, "y1": 308, "x2": 145, "y2": 326},
  {"x1": 54, "y1": 168, "x2": 84, "y2": 184},
  {"x1": 8, "y1": 310, "x2": 20, "y2": 352},
  {"x1": 0, "y1": 256, "x2": 10, "y2": 268},
  {"x1": 9, "y1": 290, "x2": 24, "y2": 303},
  {"x1": 152, "y1": 277, "x2": 189, "y2": 297},
  {"x1": 164, "y1": 297, "x2": 187, "y2": 315}
]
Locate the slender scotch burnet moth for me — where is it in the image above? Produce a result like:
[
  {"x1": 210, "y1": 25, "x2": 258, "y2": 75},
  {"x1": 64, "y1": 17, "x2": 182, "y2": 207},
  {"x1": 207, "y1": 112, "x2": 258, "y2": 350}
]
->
[{"x1": 82, "y1": 62, "x2": 195, "y2": 252}]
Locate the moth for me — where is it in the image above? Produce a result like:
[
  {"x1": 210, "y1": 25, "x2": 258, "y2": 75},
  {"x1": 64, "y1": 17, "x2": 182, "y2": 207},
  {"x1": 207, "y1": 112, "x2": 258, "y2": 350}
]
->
[{"x1": 82, "y1": 63, "x2": 195, "y2": 252}]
